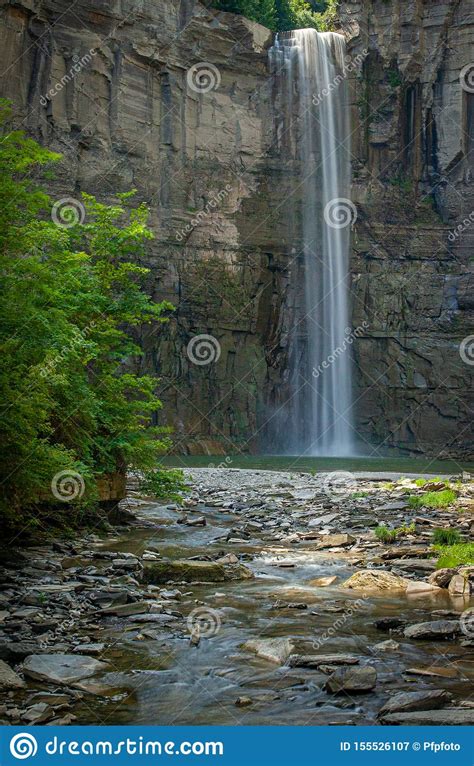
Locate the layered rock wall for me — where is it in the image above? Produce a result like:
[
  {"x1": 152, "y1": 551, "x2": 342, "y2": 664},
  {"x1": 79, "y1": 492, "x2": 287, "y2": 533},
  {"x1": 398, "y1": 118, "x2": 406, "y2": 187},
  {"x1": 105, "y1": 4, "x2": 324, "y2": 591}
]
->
[{"x1": 0, "y1": 0, "x2": 472, "y2": 456}]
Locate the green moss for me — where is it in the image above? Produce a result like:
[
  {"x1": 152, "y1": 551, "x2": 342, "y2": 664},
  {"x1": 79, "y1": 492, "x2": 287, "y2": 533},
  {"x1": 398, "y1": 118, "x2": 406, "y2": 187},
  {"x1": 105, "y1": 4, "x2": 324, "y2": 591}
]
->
[
  {"x1": 435, "y1": 544, "x2": 474, "y2": 569},
  {"x1": 408, "y1": 489, "x2": 457, "y2": 509},
  {"x1": 386, "y1": 69, "x2": 402, "y2": 88}
]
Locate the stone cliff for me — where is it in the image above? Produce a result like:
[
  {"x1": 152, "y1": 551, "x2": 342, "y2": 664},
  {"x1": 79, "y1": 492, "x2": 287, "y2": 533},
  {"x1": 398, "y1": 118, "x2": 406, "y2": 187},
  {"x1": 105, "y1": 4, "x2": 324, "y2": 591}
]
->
[{"x1": 0, "y1": 0, "x2": 472, "y2": 457}]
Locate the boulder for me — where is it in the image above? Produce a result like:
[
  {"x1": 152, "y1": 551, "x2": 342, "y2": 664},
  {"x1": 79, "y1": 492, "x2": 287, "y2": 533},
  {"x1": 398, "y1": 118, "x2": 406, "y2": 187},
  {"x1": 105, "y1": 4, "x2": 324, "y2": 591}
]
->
[
  {"x1": 342, "y1": 570, "x2": 409, "y2": 591},
  {"x1": 144, "y1": 559, "x2": 253, "y2": 584},
  {"x1": 0, "y1": 659, "x2": 25, "y2": 690},
  {"x1": 308, "y1": 576, "x2": 338, "y2": 587},
  {"x1": 23, "y1": 654, "x2": 108, "y2": 685},
  {"x1": 428, "y1": 568, "x2": 457, "y2": 588},
  {"x1": 404, "y1": 620, "x2": 461, "y2": 640},
  {"x1": 378, "y1": 689, "x2": 452, "y2": 718},
  {"x1": 243, "y1": 638, "x2": 294, "y2": 665},
  {"x1": 448, "y1": 574, "x2": 471, "y2": 596},
  {"x1": 325, "y1": 666, "x2": 377, "y2": 694}
]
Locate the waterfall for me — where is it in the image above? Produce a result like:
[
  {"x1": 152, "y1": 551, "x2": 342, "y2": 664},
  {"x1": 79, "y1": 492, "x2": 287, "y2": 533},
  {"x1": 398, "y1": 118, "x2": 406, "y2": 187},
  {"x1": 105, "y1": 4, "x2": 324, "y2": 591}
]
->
[{"x1": 269, "y1": 29, "x2": 355, "y2": 456}]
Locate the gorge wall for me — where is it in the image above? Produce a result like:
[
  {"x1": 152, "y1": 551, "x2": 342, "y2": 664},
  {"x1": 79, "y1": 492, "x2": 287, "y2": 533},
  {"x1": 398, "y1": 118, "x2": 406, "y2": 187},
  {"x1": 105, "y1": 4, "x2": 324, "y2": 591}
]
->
[{"x1": 0, "y1": 0, "x2": 472, "y2": 458}]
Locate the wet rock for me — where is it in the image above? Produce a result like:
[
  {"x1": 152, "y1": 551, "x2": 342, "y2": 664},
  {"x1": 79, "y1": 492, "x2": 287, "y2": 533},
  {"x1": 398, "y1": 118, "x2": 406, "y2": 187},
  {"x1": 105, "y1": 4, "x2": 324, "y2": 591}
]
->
[
  {"x1": 373, "y1": 639, "x2": 400, "y2": 651},
  {"x1": 144, "y1": 559, "x2": 253, "y2": 584},
  {"x1": 374, "y1": 617, "x2": 406, "y2": 631},
  {"x1": 21, "y1": 702, "x2": 54, "y2": 724},
  {"x1": 342, "y1": 570, "x2": 409, "y2": 591},
  {"x1": 235, "y1": 696, "x2": 252, "y2": 707},
  {"x1": 289, "y1": 654, "x2": 359, "y2": 668},
  {"x1": 428, "y1": 568, "x2": 457, "y2": 588},
  {"x1": 404, "y1": 620, "x2": 461, "y2": 640},
  {"x1": 73, "y1": 644, "x2": 105, "y2": 656},
  {"x1": 448, "y1": 574, "x2": 471, "y2": 596},
  {"x1": 308, "y1": 576, "x2": 338, "y2": 587},
  {"x1": 101, "y1": 601, "x2": 150, "y2": 616},
  {"x1": 316, "y1": 534, "x2": 355, "y2": 549},
  {"x1": 404, "y1": 666, "x2": 457, "y2": 679},
  {"x1": 0, "y1": 659, "x2": 25, "y2": 689},
  {"x1": 23, "y1": 654, "x2": 108, "y2": 685},
  {"x1": 325, "y1": 666, "x2": 377, "y2": 694},
  {"x1": 381, "y1": 709, "x2": 474, "y2": 725},
  {"x1": 406, "y1": 581, "x2": 442, "y2": 595},
  {"x1": 243, "y1": 638, "x2": 294, "y2": 665},
  {"x1": 378, "y1": 689, "x2": 452, "y2": 718}
]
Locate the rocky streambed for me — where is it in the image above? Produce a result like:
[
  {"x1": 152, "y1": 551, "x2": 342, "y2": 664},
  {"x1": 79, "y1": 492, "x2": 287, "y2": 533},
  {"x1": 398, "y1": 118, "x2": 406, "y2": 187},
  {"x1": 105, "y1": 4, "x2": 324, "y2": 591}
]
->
[{"x1": 0, "y1": 468, "x2": 473, "y2": 726}]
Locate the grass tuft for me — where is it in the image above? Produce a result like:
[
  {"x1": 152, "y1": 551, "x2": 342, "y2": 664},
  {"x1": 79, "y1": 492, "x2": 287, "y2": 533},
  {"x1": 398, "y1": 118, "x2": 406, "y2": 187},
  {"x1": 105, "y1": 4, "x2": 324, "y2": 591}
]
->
[
  {"x1": 408, "y1": 489, "x2": 457, "y2": 509},
  {"x1": 435, "y1": 543, "x2": 474, "y2": 569},
  {"x1": 432, "y1": 528, "x2": 462, "y2": 546}
]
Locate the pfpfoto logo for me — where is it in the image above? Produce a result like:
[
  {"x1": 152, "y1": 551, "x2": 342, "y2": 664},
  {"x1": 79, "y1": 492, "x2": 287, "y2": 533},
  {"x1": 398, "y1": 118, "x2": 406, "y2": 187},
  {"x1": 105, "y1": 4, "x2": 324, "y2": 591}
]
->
[{"x1": 10, "y1": 733, "x2": 38, "y2": 759}]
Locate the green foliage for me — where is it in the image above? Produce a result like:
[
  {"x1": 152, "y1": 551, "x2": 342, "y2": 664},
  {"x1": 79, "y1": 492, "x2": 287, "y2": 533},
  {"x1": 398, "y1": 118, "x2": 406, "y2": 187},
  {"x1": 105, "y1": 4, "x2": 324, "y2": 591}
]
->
[
  {"x1": 435, "y1": 544, "x2": 474, "y2": 569},
  {"x1": 375, "y1": 525, "x2": 397, "y2": 544},
  {"x1": 209, "y1": 0, "x2": 337, "y2": 31},
  {"x1": 375, "y1": 521, "x2": 416, "y2": 544},
  {"x1": 0, "y1": 100, "x2": 174, "y2": 532},
  {"x1": 386, "y1": 68, "x2": 402, "y2": 88},
  {"x1": 408, "y1": 489, "x2": 457, "y2": 510},
  {"x1": 432, "y1": 528, "x2": 462, "y2": 546},
  {"x1": 139, "y1": 469, "x2": 188, "y2": 504}
]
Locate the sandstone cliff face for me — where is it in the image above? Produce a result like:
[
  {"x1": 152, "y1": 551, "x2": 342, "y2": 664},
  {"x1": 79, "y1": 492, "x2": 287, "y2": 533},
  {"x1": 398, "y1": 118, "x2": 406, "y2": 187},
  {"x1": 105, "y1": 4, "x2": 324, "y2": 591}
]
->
[{"x1": 0, "y1": 0, "x2": 472, "y2": 456}]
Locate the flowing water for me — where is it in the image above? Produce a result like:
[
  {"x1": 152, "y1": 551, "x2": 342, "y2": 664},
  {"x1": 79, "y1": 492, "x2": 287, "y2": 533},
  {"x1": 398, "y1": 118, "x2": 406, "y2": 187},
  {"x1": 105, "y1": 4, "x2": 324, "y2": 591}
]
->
[{"x1": 269, "y1": 30, "x2": 354, "y2": 457}]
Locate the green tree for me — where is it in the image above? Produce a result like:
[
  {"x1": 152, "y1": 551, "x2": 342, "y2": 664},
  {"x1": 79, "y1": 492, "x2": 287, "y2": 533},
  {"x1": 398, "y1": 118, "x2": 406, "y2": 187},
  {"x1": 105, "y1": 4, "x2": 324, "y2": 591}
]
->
[{"x1": 0, "y1": 100, "x2": 181, "y2": 534}]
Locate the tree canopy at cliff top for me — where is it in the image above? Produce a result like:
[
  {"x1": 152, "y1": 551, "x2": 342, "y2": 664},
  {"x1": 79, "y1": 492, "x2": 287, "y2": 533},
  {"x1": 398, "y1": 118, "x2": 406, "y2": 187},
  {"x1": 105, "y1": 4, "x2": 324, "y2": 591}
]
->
[{"x1": 209, "y1": 0, "x2": 337, "y2": 31}]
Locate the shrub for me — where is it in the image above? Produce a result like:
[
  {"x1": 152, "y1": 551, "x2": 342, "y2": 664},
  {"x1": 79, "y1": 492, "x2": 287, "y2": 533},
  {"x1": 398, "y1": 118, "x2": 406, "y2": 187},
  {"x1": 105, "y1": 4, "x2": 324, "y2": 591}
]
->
[
  {"x1": 432, "y1": 528, "x2": 462, "y2": 546},
  {"x1": 139, "y1": 469, "x2": 188, "y2": 504}
]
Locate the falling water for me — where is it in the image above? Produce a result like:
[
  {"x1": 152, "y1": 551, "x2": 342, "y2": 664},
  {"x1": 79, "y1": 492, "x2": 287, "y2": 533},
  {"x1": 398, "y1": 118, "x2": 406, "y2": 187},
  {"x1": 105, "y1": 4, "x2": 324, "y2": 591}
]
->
[{"x1": 269, "y1": 29, "x2": 355, "y2": 456}]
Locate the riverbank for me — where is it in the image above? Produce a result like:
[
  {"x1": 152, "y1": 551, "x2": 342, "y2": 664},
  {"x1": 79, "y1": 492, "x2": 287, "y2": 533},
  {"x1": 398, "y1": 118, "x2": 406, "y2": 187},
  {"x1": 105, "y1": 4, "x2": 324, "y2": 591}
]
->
[{"x1": 0, "y1": 468, "x2": 473, "y2": 726}]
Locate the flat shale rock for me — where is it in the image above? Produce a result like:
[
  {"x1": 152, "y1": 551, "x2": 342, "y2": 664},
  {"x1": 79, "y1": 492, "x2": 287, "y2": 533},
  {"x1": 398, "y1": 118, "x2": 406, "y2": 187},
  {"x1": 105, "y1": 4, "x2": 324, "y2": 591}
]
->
[
  {"x1": 404, "y1": 620, "x2": 461, "y2": 640},
  {"x1": 289, "y1": 654, "x2": 359, "y2": 668},
  {"x1": 378, "y1": 689, "x2": 452, "y2": 718},
  {"x1": 325, "y1": 666, "x2": 377, "y2": 694},
  {"x1": 243, "y1": 638, "x2": 294, "y2": 664},
  {"x1": 381, "y1": 709, "x2": 474, "y2": 725},
  {"x1": 406, "y1": 581, "x2": 442, "y2": 595},
  {"x1": 144, "y1": 559, "x2": 253, "y2": 584},
  {"x1": 316, "y1": 534, "x2": 355, "y2": 549},
  {"x1": 23, "y1": 654, "x2": 108, "y2": 685},
  {"x1": 0, "y1": 659, "x2": 25, "y2": 689}
]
